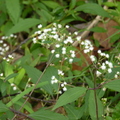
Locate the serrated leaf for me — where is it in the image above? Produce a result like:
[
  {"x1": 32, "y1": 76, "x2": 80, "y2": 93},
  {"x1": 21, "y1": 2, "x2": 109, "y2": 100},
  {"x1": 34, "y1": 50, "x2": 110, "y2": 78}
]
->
[
  {"x1": 41, "y1": 1, "x2": 60, "y2": 9},
  {"x1": 5, "y1": 0, "x2": 21, "y2": 24},
  {"x1": 89, "y1": 90, "x2": 103, "y2": 120},
  {"x1": 52, "y1": 87, "x2": 87, "y2": 110},
  {"x1": 104, "y1": 79, "x2": 120, "y2": 92},
  {"x1": 75, "y1": 3, "x2": 110, "y2": 17},
  {"x1": 7, "y1": 18, "x2": 41, "y2": 35},
  {"x1": 28, "y1": 108, "x2": 68, "y2": 120}
]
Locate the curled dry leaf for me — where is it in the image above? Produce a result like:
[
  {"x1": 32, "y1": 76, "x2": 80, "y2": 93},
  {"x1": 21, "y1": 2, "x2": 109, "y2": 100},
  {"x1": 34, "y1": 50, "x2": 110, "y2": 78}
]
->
[{"x1": 93, "y1": 20, "x2": 119, "y2": 49}]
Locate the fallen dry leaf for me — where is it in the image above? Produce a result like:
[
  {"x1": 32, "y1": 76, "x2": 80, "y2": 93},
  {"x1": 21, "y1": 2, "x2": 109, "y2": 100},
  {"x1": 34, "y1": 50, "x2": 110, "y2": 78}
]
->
[{"x1": 93, "y1": 20, "x2": 119, "y2": 49}]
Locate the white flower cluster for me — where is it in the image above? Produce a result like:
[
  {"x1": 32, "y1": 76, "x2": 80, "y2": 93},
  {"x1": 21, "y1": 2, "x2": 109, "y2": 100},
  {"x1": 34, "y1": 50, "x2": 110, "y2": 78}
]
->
[
  {"x1": 96, "y1": 50, "x2": 113, "y2": 77},
  {"x1": 81, "y1": 40, "x2": 94, "y2": 53},
  {"x1": 32, "y1": 23, "x2": 81, "y2": 64},
  {"x1": 11, "y1": 83, "x2": 17, "y2": 91},
  {"x1": 98, "y1": 50, "x2": 109, "y2": 58},
  {"x1": 114, "y1": 71, "x2": 120, "y2": 78},
  {"x1": 3, "y1": 54, "x2": 14, "y2": 62},
  {"x1": 51, "y1": 76, "x2": 58, "y2": 84}
]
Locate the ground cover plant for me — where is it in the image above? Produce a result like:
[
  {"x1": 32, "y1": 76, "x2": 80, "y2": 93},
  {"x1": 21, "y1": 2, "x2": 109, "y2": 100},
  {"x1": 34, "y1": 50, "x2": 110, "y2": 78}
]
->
[{"x1": 0, "y1": 0, "x2": 120, "y2": 120}]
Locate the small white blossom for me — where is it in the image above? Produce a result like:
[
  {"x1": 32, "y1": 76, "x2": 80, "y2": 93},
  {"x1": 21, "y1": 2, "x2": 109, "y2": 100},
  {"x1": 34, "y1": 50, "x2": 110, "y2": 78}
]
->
[
  {"x1": 55, "y1": 44, "x2": 60, "y2": 48},
  {"x1": 108, "y1": 68, "x2": 112, "y2": 73},
  {"x1": 55, "y1": 54, "x2": 60, "y2": 58},
  {"x1": 76, "y1": 36, "x2": 81, "y2": 42},
  {"x1": 63, "y1": 87, "x2": 67, "y2": 91},
  {"x1": 90, "y1": 55, "x2": 96, "y2": 62},
  {"x1": 98, "y1": 50, "x2": 101, "y2": 54},
  {"x1": 69, "y1": 58, "x2": 73, "y2": 64},
  {"x1": 115, "y1": 74, "x2": 118, "y2": 78},
  {"x1": 65, "y1": 25, "x2": 69, "y2": 28},
  {"x1": 13, "y1": 86, "x2": 17, "y2": 91},
  {"x1": 96, "y1": 71, "x2": 102, "y2": 77},
  {"x1": 51, "y1": 50, "x2": 55, "y2": 53},
  {"x1": 74, "y1": 32, "x2": 78, "y2": 35},
  {"x1": 38, "y1": 24, "x2": 42, "y2": 28}
]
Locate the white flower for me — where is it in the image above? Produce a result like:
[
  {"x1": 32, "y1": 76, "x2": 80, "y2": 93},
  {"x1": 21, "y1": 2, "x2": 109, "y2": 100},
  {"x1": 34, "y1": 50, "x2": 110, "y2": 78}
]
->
[
  {"x1": 59, "y1": 91, "x2": 62, "y2": 94},
  {"x1": 90, "y1": 55, "x2": 96, "y2": 62},
  {"x1": 76, "y1": 36, "x2": 81, "y2": 41},
  {"x1": 13, "y1": 86, "x2": 17, "y2": 91},
  {"x1": 108, "y1": 62, "x2": 113, "y2": 68},
  {"x1": 69, "y1": 59, "x2": 73, "y2": 64},
  {"x1": 33, "y1": 38, "x2": 37, "y2": 43},
  {"x1": 0, "y1": 73, "x2": 3, "y2": 76},
  {"x1": 108, "y1": 68, "x2": 112, "y2": 73},
  {"x1": 115, "y1": 74, "x2": 118, "y2": 78},
  {"x1": 55, "y1": 44, "x2": 60, "y2": 48},
  {"x1": 62, "y1": 47, "x2": 66, "y2": 51},
  {"x1": 62, "y1": 50, "x2": 66, "y2": 54},
  {"x1": 102, "y1": 87, "x2": 106, "y2": 91},
  {"x1": 65, "y1": 25, "x2": 69, "y2": 28},
  {"x1": 58, "y1": 24, "x2": 62, "y2": 28},
  {"x1": 51, "y1": 50, "x2": 55, "y2": 53},
  {"x1": 106, "y1": 54, "x2": 109, "y2": 58},
  {"x1": 58, "y1": 70, "x2": 64, "y2": 76},
  {"x1": 51, "y1": 76, "x2": 55, "y2": 80},
  {"x1": 98, "y1": 50, "x2": 101, "y2": 54},
  {"x1": 0, "y1": 40, "x2": 3, "y2": 43},
  {"x1": 38, "y1": 24, "x2": 42, "y2": 28},
  {"x1": 74, "y1": 32, "x2": 78, "y2": 35},
  {"x1": 63, "y1": 87, "x2": 67, "y2": 91},
  {"x1": 61, "y1": 83, "x2": 64, "y2": 87},
  {"x1": 71, "y1": 53, "x2": 75, "y2": 58},
  {"x1": 96, "y1": 71, "x2": 102, "y2": 77},
  {"x1": 117, "y1": 71, "x2": 120, "y2": 74},
  {"x1": 55, "y1": 54, "x2": 60, "y2": 58}
]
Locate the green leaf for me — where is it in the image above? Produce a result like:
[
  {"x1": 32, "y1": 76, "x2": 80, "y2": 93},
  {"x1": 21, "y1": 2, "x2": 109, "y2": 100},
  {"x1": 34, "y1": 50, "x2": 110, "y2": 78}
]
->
[
  {"x1": 23, "y1": 65, "x2": 42, "y2": 83},
  {"x1": 28, "y1": 108, "x2": 68, "y2": 120},
  {"x1": 90, "y1": 26, "x2": 107, "y2": 33},
  {"x1": 6, "y1": 81, "x2": 48, "y2": 107},
  {"x1": 75, "y1": 3, "x2": 110, "y2": 17},
  {"x1": 41, "y1": 1, "x2": 60, "y2": 9},
  {"x1": 15, "y1": 101, "x2": 34, "y2": 113},
  {"x1": 89, "y1": 90, "x2": 103, "y2": 120},
  {"x1": 7, "y1": 18, "x2": 41, "y2": 35},
  {"x1": 5, "y1": 0, "x2": 21, "y2": 24},
  {"x1": 112, "y1": 101, "x2": 120, "y2": 119},
  {"x1": 104, "y1": 79, "x2": 120, "y2": 92},
  {"x1": 14, "y1": 68, "x2": 25, "y2": 85},
  {"x1": 64, "y1": 104, "x2": 83, "y2": 120},
  {"x1": 52, "y1": 87, "x2": 87, "y2": 110},
  {"x1": 4, "y1": 73, "x2": 18, "y2": 81},
  {"x1": 0, "y1": 101, "x2": 9, "y2": 113},
  {"x1": 69, "y1": 0, "x2": 77, "y2": 10}
]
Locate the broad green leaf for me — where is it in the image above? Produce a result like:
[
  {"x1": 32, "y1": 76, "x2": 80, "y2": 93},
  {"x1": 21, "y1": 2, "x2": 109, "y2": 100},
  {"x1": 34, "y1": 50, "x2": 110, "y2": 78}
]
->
[
  {"x1": 69, "y1": 0, "x2": 77, "y2": 10},
  {"x1": 75, "y1": 3, "x2": 110, "y2": 17},
  {"x1": 6, "y1": 81, "x2": 48, "y2": 107},
  {"x1": 5, "y1": 0, "x2": 21, "y2": 24},
  {"x1": 0, "y1": 101, "x2": 9, "y2": 113},
  {"x1": 14, "y1": 68, "x2": 25, "y2": 85},
  {"x1": 52, "y1": 87, "x2": 87, "y2": 110},
  {"x1": 89, "y1": 90, "x2": 103, "y2": 120},
  {"x1": 104, "y1": 79, "x2": 120, "y2": 92},
  {"x1": 41, "y1": 1, "x2": 60, "y2": 9},
  {"x1": 7, "y1": 18, "x2": 41, "y2": 35},
  {"x1": 23, "y1": 65, "x2": 42, "y2": 83},
  {"x1": 64, "y1": 104, "x2": 83, "y2": 120},
  {"x1": 28, "y1": 108, "x2": 68, "y2": 120}
]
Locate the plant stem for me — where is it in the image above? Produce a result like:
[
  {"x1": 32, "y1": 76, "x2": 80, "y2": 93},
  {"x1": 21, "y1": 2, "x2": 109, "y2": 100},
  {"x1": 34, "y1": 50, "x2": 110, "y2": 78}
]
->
[{"x1": 94, "y1": 75, "x2": 99, "y2": 120}]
